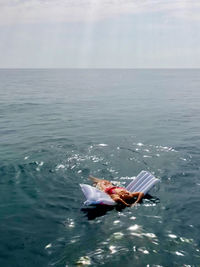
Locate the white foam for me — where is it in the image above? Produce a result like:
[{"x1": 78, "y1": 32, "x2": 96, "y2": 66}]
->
[
  {"x1": 138, "y1": 247, "x2": 149, "y2": 254},
  {"x1": 113, "y1": 232, "x2": 124, "y2": 239},
  {"x1": 128, "y1": 224, "x2": 141, "y2": 231},
  {"x1": 76, "y1": 256, "x2": 91, "y2": 265},
  {"x1": 137, "y1": 142, "x2": 144, "y2": 146},
  {"x1": 45, "y1": 243, "x2": 52, "y2": 249},
  {"x1": 175, "y1": 251, "x2": 185, "y2": 256},
  {"x1": 143, "y1": 233, "x2": 157, "y2": 238},
  {"x1": 56, "y1": 164, "x2": 65, "y2": 169},
  {"x1": 113, "y1": 220, "x2": 120, "y2": 225},
  {"x1": 168, "y1": 234, "x2": 177, "y2": 239},
  {"x1": 109, "y1": 245, "x2": 117, "y2": 254},
  {"x1": 98, "y1": 143, "x2": 108, "y2": 147}
]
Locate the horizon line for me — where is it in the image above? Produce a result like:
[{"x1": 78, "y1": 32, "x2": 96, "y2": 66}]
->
[{"x1": 0, "y1": 67, "x2": 200, "y2": 70}]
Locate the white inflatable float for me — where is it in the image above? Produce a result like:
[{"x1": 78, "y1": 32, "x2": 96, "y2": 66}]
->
[{"x1": 80, "y1": 170, "x2": 160, "y2": 206}]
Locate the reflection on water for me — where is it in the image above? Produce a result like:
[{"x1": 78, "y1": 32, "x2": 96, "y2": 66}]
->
[
  {"x1": 1, "y1": 136, "x2": 199, "y2": 267},
  {"x1": 81, "y1": 206, "x2": 114, "y2": 220}
]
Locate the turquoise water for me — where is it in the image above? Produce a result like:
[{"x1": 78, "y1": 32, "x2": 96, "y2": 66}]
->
[{"x1": 0, "y1": 69, "x2": 200, "y2": 266}]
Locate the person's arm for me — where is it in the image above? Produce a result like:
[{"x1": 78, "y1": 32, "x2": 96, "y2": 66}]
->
[
  {"x1": 111, "y1": 195, "x2": 131, "y2": 207},
  {"x1": 131, "y1": 192, "x2": 144, "y2": 207}
]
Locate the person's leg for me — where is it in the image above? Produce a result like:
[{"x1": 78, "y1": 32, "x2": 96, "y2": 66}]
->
[
  {"x1": 97, "y1": 180, "x2": 112, "y2": 191},
  {"x1": 88, "y1": 175, "x2": 102, "y2": 184},
  {"x1": 88, "y1": 175, "x2": 112, "y2": 190}
]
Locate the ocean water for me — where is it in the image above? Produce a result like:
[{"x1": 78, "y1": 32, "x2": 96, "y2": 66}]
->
[{"x1": 0, "y1": 69, "x2": 200, "y2": 267}]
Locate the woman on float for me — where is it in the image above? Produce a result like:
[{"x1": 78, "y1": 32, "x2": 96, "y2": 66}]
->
[{"x1": 89, "y1": 176, "x2": 144, "y2": 207}]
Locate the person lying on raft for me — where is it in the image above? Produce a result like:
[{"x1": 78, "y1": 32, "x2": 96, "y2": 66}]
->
[{"x1": 89, "y1": 176, "x2": 144, "y2": 207}]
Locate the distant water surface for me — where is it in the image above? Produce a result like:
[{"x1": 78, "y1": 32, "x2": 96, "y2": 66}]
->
[{"x1": 0, "y1": 69, "x2": 200, "y2": 266}]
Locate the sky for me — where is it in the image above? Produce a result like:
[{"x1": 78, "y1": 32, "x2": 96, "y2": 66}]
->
[{"x1": 0, "y1": 0, "x2": 200, "y2": 68}]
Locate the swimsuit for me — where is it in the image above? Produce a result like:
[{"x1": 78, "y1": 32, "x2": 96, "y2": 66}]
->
[{"x1": 104, "y1": 186, "x2": 124, "y2": 195}]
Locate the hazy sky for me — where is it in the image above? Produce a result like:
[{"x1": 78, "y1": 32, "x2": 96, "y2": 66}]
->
[{"x1": 0, "y1": 0, "x2": 200, "y2": 68}]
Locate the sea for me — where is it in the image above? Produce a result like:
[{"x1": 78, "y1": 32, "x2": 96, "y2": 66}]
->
[{"x1": 0, "y1": 69, "x2": 200, "y2": 267}]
